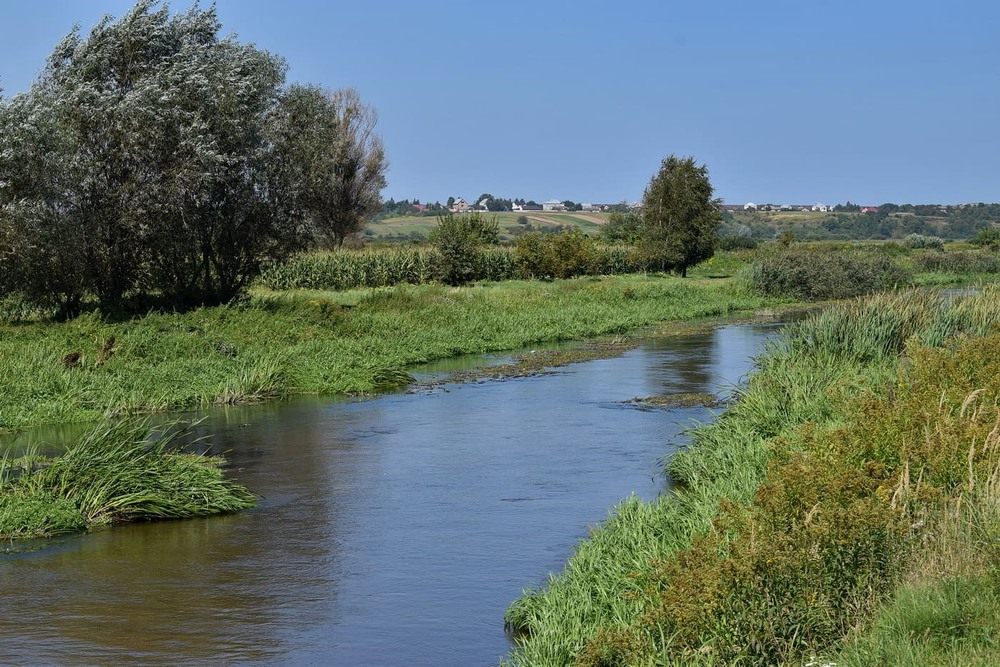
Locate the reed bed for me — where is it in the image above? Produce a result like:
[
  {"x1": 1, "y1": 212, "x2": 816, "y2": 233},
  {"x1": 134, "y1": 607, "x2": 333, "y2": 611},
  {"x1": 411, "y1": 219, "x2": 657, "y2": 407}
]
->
[
  {"x1": 741, "y1": 246, "x2": 911, "y2": 300},
  {"x1": 504, "y1": 287, "x2": 1000, "y2": 666},
  {"x1": 0, "y1": 419, "x2": 255, "y2": 540}
]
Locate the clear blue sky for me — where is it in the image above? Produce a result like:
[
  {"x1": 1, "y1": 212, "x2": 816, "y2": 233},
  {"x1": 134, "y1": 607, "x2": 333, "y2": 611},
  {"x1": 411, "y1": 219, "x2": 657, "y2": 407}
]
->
[{"x1": 2, "y1": 1, "x2": 998, "y2": 206}]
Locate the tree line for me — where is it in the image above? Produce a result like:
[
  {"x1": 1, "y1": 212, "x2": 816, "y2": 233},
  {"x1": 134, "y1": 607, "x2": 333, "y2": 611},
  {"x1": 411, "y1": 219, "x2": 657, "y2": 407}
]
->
[{"x1": 0, "y1": 1, "x2": 386, "y2": 316}]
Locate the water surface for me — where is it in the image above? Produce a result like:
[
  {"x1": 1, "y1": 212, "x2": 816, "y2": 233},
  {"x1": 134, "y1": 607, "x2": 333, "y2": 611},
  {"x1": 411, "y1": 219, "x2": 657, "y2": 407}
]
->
[{"x1": 1, "y1": 322, "x2": 779, "y2": 666}]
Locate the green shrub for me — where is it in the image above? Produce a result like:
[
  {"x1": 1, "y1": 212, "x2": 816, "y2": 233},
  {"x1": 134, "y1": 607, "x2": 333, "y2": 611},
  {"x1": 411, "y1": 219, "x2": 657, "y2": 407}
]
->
[
  {"x1": 903, "y1": 233, "x2": 944, "y2": 251},
  {"x1": 913, "y1": 250, "x2": 1000, "y2": 274},
  {"x1": 743, "y1": 247, "x2": 911, "y2": 300},
  {"x1": 600, "y1": 211, "x2": 643, "y2": 244},
  {"x1": 970, "y1": 226, "x2": 1000, "y2": 249},
  {"x1": 514, "y1": 229, "x2": 598, "y2": 280},
  {"x1": 429, "y1": 212, "x2": 501, "y2": 285}
]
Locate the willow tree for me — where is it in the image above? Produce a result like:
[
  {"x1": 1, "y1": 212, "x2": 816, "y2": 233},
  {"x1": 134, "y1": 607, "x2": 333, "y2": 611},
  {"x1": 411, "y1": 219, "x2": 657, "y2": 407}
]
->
[
  {"x1": 0, "y1": 1, "x2": 314, "y2": 309},
  {"x1": 272, "y1": 85, "x2": 387, "y2": 248},
  {"x1": 639, "y1": 155, "x2": 721, "y2": 277}
]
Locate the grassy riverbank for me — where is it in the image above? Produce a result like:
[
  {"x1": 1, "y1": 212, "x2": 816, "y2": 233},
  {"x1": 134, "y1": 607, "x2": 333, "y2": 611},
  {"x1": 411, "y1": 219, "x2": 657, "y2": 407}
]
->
[
  {"x1": 504, "y1": 287, "x2": 1000, "y2": 666},
  {"x1": 0, "y1": 420, "x2": 255, "y2": 541},
  {"x1": 0, "y1": 275, "x2": 781, "y2": 432}
]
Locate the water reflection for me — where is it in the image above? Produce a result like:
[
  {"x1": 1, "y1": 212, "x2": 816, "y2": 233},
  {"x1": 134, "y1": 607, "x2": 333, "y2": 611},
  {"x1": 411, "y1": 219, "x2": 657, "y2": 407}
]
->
[{"x1": 1, "y1": 322, "x2": 780, "y2": 666}]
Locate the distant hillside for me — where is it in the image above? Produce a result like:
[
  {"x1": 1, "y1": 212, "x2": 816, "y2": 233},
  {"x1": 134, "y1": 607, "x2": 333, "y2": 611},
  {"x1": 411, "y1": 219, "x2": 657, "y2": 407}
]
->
[
  {"x1": 365, "y1": 211, "x2": 611, "y2": 242},
  {"x1": 365, "y1": 204, "x2": 1000, "y2": 243},
  {"x1": 722, "y1": 205, "x2": 1000, "y2": 241}
]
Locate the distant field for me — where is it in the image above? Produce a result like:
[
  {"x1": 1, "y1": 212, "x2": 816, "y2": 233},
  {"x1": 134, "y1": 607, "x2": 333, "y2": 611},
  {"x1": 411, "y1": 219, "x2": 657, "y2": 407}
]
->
[{"x1": 366, "y1": 211, "x2": 611, "y2": 241}]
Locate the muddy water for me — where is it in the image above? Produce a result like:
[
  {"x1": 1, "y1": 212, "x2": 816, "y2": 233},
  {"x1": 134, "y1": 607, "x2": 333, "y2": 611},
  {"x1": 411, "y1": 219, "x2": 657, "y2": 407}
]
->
[{"x1": 1, "y1": 322, "x2": 780, "y2": 666}]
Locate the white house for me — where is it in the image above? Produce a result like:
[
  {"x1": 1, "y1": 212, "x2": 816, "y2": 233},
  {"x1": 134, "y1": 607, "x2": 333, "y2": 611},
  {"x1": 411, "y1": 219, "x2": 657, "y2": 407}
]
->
[
  {"x1": 542, "y1": 199, "x2": 566, "y2": 211},
  {"x1": 811, "y1": 203, "x2": 829, "y2": 212},
  {"x1": 744, "y1": 202, "x2": 758, "y2": 211}
]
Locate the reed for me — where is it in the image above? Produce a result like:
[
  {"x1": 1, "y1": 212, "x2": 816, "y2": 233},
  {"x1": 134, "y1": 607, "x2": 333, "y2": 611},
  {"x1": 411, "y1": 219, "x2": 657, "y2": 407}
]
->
[
  {"x1": 742, "y1": 246, "x2": 911, "y2": 300},
  {"x1": 912, "y1": 249, "x2": 1000, "y2": 275}
]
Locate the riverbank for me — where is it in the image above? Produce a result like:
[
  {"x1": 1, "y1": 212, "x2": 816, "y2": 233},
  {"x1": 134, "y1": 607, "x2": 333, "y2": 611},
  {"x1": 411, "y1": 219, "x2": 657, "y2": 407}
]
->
[
  {"x1": 504, "y1": 287, "x2": 1000, "y2": 665},
  {"x1": 0, "y1": 274, "x2": 784, "y2": 432}
]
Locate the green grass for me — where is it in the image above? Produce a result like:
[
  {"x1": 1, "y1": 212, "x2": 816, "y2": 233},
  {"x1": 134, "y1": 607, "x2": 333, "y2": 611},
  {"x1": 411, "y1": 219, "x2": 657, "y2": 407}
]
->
[
  {"x1": 833, "y1": 576, "x2": 1000, "y2": 666},
  {"x1": 0, "y1": 419, "x2": 255, "y2": 540},
  {"x1": 0, "y1": 275, "x2": 782, "y2": 431},
  {"x1": 504, "y1": 287, "x2": 1000, "y2": 666}
]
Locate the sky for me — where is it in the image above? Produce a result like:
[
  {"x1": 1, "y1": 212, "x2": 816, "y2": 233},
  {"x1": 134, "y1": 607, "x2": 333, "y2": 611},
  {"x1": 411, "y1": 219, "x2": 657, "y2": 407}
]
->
[{"x1": 1, "y1": 1, "x2": 998, "y2": 206}]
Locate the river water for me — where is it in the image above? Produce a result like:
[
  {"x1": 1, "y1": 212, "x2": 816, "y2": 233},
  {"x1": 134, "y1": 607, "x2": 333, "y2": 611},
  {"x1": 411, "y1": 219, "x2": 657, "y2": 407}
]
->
[{"x1": 1, "y1": 321, "x2": 780, "y2": 666}]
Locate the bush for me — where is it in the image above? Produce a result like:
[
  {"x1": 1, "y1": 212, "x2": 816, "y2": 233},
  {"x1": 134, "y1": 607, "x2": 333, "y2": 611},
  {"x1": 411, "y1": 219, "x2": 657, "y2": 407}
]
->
[
  {"x1": 743, "y1": 247, "x2": 911, "y2": 300},
  {"x1": 718, "y1": 235, "x2": 760, "y2": 251},
  {"x1": 514, "y1": 229, "x2": 598, "y2": 280},
  {"x1": 600, "y1": 211, "x2": 643, "y2": 244},
  {"x1": 428, "y1": 213, "x2": 500, "y2": 285},
  {"x1": 970, "y1": 226, "x2": 1000, "y2": 249},
  {"x1": 913, "y1": 250, "x2": 1000, "y2": 274},
  {"x1": 903, "y1": 233, "x2": 944, "y2": 250}
]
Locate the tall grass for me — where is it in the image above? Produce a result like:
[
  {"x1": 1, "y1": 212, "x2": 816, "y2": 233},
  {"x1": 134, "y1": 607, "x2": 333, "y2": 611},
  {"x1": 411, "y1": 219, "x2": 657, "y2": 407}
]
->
[
  {"x1": 742, "y1": 245, "x2": 911, "y2": 300},
  {"x1": 504, "y1": 287, "x2": 1000, "y2": 666},
  {"x1": 0, "y1": 419, "x2": 255, "y2": 540},
  {"x1": 0, "y1": 275, "x2": 779, "y2": 431},
  {"x1": 911, "y1": 249, "x2": 1000, "y2": 275}
]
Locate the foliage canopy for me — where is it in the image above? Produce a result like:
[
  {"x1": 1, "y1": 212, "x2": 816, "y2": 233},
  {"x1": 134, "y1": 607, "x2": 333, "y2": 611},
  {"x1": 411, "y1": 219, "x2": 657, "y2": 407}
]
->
[
  {"x1": 638, "y1": 155, "x2": 721, "y2": 276},
  {"x1": 428, "y1": 212, "x2": 500, "y2": 285},
  {"x1": 0, "y1": 1, "x2": 386, "y2": 313}
]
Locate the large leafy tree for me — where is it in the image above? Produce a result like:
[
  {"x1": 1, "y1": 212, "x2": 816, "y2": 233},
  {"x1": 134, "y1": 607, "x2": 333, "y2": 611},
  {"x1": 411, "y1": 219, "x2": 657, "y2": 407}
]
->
[
  {"x1": 272, "y1": 85, "x2": 387, "y2": 248},
  {"x1": 639, "y1": 155, "x2": 721, "y2": 277},
  {"x1": 0, "y1": 1, "x2": 346, "y2": 310}
]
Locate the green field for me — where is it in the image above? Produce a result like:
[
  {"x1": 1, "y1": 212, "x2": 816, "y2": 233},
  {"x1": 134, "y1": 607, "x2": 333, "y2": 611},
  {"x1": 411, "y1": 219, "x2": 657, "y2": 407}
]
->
[{"x1": 366, "y1": 211, "x2": 611, "y2": 241}]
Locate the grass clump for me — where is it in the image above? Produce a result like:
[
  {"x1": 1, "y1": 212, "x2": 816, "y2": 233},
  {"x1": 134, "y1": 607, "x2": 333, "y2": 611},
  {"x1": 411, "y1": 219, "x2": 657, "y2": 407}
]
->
[
  {"x1": 0, "y1": 419, "x2": 255, "y2": 540},
  {"x1": 505, "y1": 287, "x2": 1000, "y2": 666}
]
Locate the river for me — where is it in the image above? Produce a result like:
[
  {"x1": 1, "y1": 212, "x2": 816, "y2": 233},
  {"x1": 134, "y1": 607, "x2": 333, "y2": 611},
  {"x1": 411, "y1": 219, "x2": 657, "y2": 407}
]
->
[{"x1": 0, "y1": 321, "x2": 780, "y2": 666}]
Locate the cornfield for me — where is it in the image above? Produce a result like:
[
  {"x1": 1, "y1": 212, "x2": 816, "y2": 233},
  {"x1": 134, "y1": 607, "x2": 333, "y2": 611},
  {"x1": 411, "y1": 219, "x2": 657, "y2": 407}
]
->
[{"x1": 257, "y1": 245, "x2": 640, "y2": 291}]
